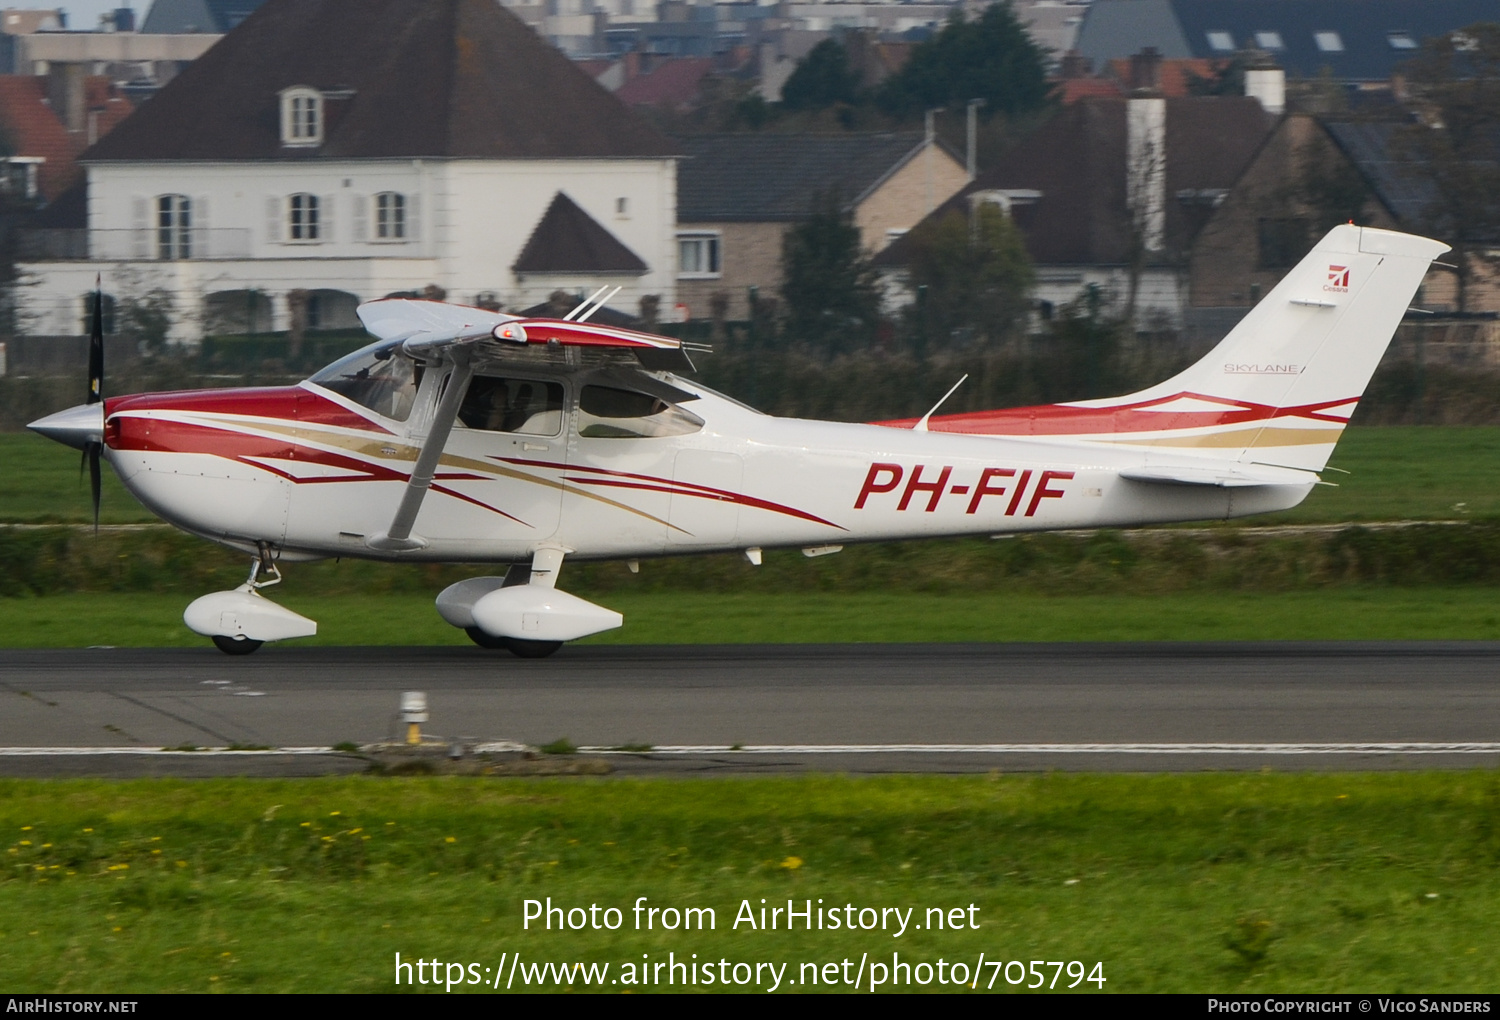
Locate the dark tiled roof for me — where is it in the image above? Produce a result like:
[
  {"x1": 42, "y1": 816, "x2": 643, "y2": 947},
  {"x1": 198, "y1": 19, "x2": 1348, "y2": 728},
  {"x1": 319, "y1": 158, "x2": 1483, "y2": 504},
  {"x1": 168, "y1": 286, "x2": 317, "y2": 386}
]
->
[
  {"x1": 512, "y1": 192, "x2": 648, "y2": 274},
  {"x1": 141, "y1": 0, "x2": 269, "y2": 34},
  {"x1": 676, "y1": 132, "x2": 936, "y2": 222},
  {"x1": 1323, "y1": 120, "x2": 1439, "y2": 225},
  {"x1": 876, "y1": 96, "x2": 1274, "y2": 268},
  {"x1": 1080, "y1": 0, "x2": 1500, "y2": 82},
  {"x1": 89, "y1": 0, "x2": 675, "y2": 161}
]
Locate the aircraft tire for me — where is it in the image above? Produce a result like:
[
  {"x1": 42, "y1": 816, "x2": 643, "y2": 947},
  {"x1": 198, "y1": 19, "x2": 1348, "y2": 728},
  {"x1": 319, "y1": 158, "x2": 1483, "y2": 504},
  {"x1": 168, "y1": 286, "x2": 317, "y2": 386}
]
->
[
  {"x1": 464, "y1": 626, "x2": 509, "y2": 650},
  {"x1": 503, "y1": 638, "x2": 563, "y2": 659},
  {"x1": 212, "y1": 635, "x2": 264, "y2": 656}
]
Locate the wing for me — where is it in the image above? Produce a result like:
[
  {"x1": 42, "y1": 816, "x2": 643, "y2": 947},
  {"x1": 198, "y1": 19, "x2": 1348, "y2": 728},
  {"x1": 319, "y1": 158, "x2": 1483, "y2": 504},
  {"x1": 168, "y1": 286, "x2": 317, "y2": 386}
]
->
[{"x1": 356, "y1": 298, "x2": 696, "y2": 372}]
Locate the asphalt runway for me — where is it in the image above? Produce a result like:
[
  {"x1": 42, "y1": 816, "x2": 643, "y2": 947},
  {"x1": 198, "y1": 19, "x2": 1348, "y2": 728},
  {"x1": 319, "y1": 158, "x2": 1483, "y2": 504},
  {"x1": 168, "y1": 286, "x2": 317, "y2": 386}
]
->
[{"x1": 2, "y1": 642, "x2": 1499, "y2": 776}]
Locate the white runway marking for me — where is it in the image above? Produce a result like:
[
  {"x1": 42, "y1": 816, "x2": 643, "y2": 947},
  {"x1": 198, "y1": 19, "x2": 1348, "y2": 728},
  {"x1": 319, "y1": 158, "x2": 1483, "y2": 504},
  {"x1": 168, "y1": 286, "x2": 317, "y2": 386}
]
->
[
  {"x1": 585, "y1": 743, "x2": 1500, "y2": 755},
  {"x1": 0, "y1": 747, "x2": 338, "y2": 756},
  {"x1": 1, "y1": 743, "x2": 1498, "y2": 757}
]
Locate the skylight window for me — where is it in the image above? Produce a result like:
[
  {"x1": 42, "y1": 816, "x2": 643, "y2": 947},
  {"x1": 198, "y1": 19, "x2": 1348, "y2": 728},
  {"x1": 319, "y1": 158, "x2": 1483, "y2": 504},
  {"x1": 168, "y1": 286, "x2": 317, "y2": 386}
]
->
[
  {"x1": 1206, "y1": 30, "x2": 1234, "y2": 52},
  {"x1": 1387, "y1": 31, "x2": 1417, "y2": 50},
  {"x1": 1254, "y1": 31, "x2": 1284, "y2": 51},
  {"x1": 1314, "y1": 31, "x2": 1343, "y2": 53}
]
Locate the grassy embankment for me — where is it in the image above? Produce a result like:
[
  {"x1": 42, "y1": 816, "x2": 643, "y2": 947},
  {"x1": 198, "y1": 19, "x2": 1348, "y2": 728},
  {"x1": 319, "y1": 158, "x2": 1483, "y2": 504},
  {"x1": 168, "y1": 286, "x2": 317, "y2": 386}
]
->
[
  {"x1": 1, "y1": 773, "x2": 1497, "y2": 993},
  {"x1": 4, "y1": 426, "x2": 1500, "y2": 646}
]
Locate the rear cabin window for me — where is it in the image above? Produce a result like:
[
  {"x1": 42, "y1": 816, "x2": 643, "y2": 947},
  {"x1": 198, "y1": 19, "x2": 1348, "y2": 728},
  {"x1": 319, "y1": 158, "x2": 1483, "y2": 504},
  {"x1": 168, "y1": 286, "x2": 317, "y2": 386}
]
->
[
  {"x1": 459, "y1": 376, "x2": 565, "y2": 435},
  {"x1": 577, "y1": 384, "x2": 703, "y2": 439},
  {"x1": 309, "y1": 343, "x2": 422, "y2": 421}
]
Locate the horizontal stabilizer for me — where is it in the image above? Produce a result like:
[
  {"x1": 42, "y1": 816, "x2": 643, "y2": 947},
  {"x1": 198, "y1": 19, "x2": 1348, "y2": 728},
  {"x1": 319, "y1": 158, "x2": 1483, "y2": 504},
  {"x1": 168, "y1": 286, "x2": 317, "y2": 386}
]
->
[{"x1": 1120, "y1": 464, "x2": 1319, "y2": 488}]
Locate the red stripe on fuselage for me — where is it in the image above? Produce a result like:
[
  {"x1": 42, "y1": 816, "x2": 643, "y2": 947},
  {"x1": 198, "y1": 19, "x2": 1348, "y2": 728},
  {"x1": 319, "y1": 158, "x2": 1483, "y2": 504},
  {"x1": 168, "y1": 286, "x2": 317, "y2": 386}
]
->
[
  {"x1": 501, "y1": 457, "x2": 846, "y2": 530},
  {"x1": 107, "y1": 416, "x2": 530, "y2": 527},
  {"x1": 105, "y1": 386, "x2": 390, "y2": 435},
  {"x1": 874, "y1": 392, "x2": 1356, "y2": 436}
]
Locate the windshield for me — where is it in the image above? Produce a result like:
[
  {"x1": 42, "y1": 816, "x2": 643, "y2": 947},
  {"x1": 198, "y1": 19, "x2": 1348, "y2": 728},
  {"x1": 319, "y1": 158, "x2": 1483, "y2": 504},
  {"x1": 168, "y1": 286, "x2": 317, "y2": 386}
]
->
[{"x1": 309, "y1": 342, "x2": 422, "y2": 421}]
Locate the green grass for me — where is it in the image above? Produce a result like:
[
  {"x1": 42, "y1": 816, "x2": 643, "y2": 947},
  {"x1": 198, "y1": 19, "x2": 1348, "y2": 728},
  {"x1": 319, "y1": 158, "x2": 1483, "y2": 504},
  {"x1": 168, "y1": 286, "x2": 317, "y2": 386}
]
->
[
  {"x1": 1265, "y1": 426, "x2": 1500, "y2": 523},
  {"x1": 6, "y1": 588, "x2": 1500, "y2": 649},
  {"x1": 5, "y1": 426, "x2": 1500, "y2": 526},
  {"x1": 0, "y1": 773, "x2": 1497, "y2": 992},
  {"x1": 0, "y1": 432, "x2": 154, "y2": 524}
]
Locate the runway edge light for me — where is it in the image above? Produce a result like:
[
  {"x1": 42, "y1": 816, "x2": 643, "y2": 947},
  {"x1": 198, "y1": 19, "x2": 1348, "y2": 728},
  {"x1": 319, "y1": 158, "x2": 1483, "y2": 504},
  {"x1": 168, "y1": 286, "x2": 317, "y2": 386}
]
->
[{"x1": 401, "y1": 691, "x2": 428, "y2": 746}]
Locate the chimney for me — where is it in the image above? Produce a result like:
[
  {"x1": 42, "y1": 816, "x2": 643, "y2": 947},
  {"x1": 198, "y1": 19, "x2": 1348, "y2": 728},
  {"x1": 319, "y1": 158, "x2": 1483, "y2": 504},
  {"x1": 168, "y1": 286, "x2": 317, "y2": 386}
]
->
[
  {"x1": 1244, "y1": 52, "x2": 1285, "y2": 115},
  {"x1": 114, "y1": 7, "x2": 136, "y2": 32},
  {"x1": 1127, "y1": 95, "x2": 1166, "y2": 253},
  {"x1": 1129, "y1": 46, "x2": 1162, "y2": 93},
  {"x1": 1059, "y1": 50, "x2": 1091, "y2": 79},
  {"x1": 47, "y1": 61, "x2": 87, "y2": 135}
]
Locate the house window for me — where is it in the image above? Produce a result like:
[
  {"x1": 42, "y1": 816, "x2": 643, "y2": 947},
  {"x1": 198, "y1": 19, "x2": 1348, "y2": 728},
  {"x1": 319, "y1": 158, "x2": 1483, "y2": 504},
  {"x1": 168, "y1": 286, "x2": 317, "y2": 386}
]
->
[
  {"x1": 1257, "y1": 217, "x2": 1310, "y2": 270},
  {"x1": 157, "y1": 194, "x2": 191, "y2": 259},
  {"x1": 677, "y1": 233, "x2": 720, "y2": 277},
  {"x1": 280, "y1": 86, "x2": 323, "y2": 146},
  {"x1": 1387, "y1": 31, "x2": 1417, "y2": 50},
  {"x1": 375, "y1": 192, "x2": 405, "y2": 239},
  {"x1": 1206, "y1": 31, "x2": 1234, "y2": 52},
  {"x1": 1254, "y1": 31, "x2": 1284, "y2": 50},
  {"x1": 615, "y1": 197, "x2": 628, "y2": 216},
  {"x1": 1314, "y1": 31, "x2": 1344, "y2": 53},
  {"x1": 289, "y1": 193, "x2": 320, "y2": 241},
  {"x1": 0, "y1": 157, "x2": 41, "y2": 200}
]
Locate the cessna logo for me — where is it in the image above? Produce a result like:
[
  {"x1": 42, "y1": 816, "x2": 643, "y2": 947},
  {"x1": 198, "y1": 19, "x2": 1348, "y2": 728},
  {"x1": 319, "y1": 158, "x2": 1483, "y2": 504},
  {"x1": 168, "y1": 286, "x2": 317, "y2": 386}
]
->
[
  {"x1": 855, "y1": 463, "x2": 1074, "y2": 516},
  {"x1": 1224, "y1": 363, "x2": 1302, "y2": 375},
  {"x1": 1324, "y1": 264, "x2": 1350, "y2": 292}
]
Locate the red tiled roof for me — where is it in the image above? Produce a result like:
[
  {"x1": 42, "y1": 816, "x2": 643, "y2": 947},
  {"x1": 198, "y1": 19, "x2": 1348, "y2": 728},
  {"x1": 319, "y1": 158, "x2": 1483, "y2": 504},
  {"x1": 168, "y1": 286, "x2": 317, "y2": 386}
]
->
[
  {"x1": 0, "y1": 75, "x2": 132, "y2": 200},
  {"x1": 1106, "y1": 58, "x2": 1223, "y2": 97},
  {"x1": 1055, "y1": 77, "x2": 1124, "y2": 103},
  {"x1": 615, "y1": 57, "x2": 713, "y2": 110}
]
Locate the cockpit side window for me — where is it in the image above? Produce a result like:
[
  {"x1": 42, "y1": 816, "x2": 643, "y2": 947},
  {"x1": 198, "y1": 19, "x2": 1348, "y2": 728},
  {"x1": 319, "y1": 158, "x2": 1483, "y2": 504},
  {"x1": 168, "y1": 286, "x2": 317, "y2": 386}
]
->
[
  {"x1": 577, "y1": 384, "x2": 704, "y2": 439},
  {"x1": 458, "y1": 376, "x2": 565, "y2": 436},
  {"x1": 309, "y1": 342, "x2": 422, "y2": 421}
]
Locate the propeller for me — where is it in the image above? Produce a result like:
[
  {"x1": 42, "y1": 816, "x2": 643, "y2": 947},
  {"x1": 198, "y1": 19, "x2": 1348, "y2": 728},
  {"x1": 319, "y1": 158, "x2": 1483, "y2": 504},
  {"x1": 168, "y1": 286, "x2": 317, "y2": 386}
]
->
[{"x1": 81, "y1": 276, "x2": 104, "y2": 531}]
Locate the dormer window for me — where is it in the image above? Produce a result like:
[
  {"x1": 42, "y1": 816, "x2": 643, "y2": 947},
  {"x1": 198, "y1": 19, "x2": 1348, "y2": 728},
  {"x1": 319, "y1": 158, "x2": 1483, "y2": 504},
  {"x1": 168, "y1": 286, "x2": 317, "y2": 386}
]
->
[{"x1": 280, "y1": 86, "x2": 323, "y2": 147}]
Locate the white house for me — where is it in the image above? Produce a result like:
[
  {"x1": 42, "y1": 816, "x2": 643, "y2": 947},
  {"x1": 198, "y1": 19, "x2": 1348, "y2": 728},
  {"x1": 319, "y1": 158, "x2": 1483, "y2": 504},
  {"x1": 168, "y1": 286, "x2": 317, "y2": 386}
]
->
[{"x1": 17, "y1": 0, "x2": 680, "y2": 340}]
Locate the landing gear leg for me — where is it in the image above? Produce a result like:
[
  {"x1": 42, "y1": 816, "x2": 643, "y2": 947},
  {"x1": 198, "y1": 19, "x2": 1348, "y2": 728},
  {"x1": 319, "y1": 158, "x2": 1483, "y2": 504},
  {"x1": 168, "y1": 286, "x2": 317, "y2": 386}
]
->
[{"x1": 183, "y1": 542, "x2": 318, "y2": 655}]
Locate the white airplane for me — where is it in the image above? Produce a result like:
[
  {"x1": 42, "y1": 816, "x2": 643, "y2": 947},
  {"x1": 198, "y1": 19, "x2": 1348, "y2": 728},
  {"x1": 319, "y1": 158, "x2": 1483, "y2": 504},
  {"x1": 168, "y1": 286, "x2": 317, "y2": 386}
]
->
[{"x1": 29, "y1": 224, "x2": 1446, "y2": 656}]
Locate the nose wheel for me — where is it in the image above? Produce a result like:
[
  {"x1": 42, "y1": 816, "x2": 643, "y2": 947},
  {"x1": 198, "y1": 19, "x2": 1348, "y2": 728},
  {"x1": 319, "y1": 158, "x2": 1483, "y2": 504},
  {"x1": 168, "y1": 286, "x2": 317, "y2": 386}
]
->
[
  {"x1": 212, "y1": 635, "x2": 264, "y2": 656},
  {"x1": 185, "y1": 542, "x2": 317, "y2": 655}
]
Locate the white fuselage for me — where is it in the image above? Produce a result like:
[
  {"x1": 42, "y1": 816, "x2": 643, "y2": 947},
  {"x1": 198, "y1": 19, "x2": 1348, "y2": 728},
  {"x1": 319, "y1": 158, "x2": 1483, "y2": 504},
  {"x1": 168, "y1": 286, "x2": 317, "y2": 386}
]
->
[{"x1": 105, "y1": 372, "x2": 1311, "y2": 565}]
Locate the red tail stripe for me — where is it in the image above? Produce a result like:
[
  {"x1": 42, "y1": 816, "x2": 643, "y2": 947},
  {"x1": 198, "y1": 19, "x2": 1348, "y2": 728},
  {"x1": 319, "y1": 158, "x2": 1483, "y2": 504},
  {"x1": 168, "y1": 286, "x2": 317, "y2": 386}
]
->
[{"x1": 874, "y1": 391, "x2": 1357, "y2": 436}]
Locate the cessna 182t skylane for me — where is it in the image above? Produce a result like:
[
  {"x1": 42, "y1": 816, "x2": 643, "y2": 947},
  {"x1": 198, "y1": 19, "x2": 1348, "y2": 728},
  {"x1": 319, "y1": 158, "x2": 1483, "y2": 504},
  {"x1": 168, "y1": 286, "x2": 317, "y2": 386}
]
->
[{"x1": 29, "y1": 225, "x2": 1447, "y2": 655}]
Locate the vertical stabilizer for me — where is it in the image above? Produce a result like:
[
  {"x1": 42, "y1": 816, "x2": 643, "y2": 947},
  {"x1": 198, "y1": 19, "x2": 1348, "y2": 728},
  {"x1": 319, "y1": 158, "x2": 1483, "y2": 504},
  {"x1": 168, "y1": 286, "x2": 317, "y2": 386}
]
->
[{"x1": 1090, "y1": 225, "x2": 1448, "y2": 471}]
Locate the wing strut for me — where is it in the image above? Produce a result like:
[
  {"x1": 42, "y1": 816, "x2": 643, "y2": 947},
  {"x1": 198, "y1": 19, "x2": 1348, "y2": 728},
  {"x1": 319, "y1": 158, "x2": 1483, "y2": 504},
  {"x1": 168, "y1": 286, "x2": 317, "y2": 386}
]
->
[{"x1": 367, "y1": 357, "x2": 475, "y2": 552}]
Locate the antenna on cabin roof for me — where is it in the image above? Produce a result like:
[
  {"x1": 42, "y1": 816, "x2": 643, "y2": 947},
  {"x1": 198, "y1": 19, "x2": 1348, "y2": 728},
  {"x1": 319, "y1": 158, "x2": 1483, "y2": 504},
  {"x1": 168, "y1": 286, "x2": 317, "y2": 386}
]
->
[
  {"x1": 562, "y1": 285, "x2": 610, "y2": 321},
  {"x1": 575, "y1": 285, "x2": 621, "y2": 324}
]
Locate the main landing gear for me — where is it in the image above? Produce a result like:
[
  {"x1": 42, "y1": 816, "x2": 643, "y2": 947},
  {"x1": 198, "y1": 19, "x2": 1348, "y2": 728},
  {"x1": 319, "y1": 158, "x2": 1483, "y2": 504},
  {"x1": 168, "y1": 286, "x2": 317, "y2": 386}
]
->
[
  {"x1": 436, "y1": 546, "x2": 621, "y2": 659},
  {"x1": 182, "y1": 542, "x2": 318, "y2": 656}
]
